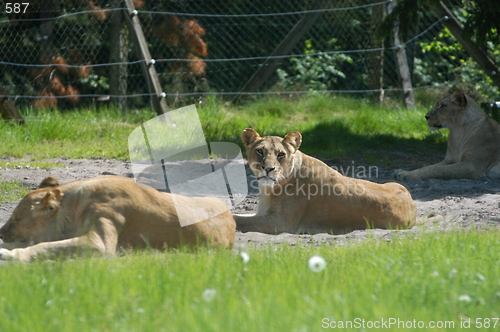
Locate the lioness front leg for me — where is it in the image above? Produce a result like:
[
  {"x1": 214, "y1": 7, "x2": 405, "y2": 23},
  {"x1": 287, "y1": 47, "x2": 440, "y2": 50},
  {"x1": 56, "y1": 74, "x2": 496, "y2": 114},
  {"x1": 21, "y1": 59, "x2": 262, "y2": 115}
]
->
[
  {"x1": 0, "y1": 217, "x2": 118, "y2": 262},
  {"x1": 394, "y1": 161, "x2": 479, "y2": 180}
]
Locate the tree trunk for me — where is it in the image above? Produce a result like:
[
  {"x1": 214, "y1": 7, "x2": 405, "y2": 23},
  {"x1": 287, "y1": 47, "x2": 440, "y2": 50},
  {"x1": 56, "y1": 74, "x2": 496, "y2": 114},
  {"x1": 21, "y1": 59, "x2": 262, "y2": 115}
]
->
[
  {"x1": 109, "y1": 0, "x2": 128, "y2": 111},
  {"x1": 368, "y1": 0, "x2": 385, "y2": 104}
]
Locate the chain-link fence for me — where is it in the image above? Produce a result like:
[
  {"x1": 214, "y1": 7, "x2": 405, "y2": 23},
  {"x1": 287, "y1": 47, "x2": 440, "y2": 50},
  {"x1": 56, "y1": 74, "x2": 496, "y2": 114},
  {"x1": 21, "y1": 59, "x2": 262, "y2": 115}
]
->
[{"x1": 0, "y1": 0, "x2": 498, "y2": 111}]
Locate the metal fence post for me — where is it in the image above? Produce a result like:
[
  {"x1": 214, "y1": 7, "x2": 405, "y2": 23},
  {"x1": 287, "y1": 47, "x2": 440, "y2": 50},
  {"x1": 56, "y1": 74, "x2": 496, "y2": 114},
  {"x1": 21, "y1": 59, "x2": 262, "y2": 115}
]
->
[{"x1": 123, "y1": 0, "x2": 169, "y2": 115}]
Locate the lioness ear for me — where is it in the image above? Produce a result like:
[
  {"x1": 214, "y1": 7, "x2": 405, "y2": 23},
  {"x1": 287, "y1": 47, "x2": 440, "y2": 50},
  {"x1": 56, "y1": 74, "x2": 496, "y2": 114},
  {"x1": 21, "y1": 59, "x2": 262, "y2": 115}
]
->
[
  {"x1": 41, "y1": 189, "x2": 63, "y2": 211},
  {"x1": 38, "y1": 176, "x2": 60, "y2": 189},
  {"x1": 283, "y1": 131, "x2": 302, "y2": 152},
  {"x1": 450, "y1": 90, "x2": 467, "y2": 108},
  {"x1": 241, "y1": 128, "x2": 261, "y2": 147}
]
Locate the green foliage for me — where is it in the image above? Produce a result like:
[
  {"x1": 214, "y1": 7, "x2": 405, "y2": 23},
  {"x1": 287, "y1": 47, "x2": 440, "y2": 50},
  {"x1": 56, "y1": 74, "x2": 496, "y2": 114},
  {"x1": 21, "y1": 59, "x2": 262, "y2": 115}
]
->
[
  {"x1": 376, "y1": 0, "x2": 420, "y2": 41},
  {"x1": 378, "y1": 0, "x2": 500, "y2": 100},
  {"x1": 377, "y1": 0, "x2": 500, "y2": 48},
  {"x1": 415, "y1": 27, "x2": 500, "y2": 101},
  {"x1": 275, "y1": 39, "x2": 353, "y2": 91},
  {"x1": 462, "y1": 0, "x2": 500, "y2": 47},
  {"x1": 79, "y1": 74, "x2": 110, "y2": 92},
  {"x1": 0, "y1": 230, "x2": 498, "y2": 331}
]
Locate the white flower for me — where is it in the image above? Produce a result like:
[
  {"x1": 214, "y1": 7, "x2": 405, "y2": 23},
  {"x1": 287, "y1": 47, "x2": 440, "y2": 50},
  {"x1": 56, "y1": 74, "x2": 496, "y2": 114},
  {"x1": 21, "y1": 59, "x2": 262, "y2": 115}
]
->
[
  {"x1": 458, "y1": 294, "x2": 472, "y2": 303},
  {"x1": 202, "y1": 288, "x2": 217, "y2": 302},
  {"x1": 239, "y1": 251, "x2": 250, "y2": 263},
  {"x1": 308, "y1": 255, "x2": 326, "y2": 272}
]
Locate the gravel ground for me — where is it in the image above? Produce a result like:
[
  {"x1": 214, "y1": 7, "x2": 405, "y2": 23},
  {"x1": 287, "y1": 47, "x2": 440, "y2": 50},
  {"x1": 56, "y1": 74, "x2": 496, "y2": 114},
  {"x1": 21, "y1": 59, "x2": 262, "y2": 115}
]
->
[{"x1": 1, "y1": 157, "x2": 498, "y2": 250}]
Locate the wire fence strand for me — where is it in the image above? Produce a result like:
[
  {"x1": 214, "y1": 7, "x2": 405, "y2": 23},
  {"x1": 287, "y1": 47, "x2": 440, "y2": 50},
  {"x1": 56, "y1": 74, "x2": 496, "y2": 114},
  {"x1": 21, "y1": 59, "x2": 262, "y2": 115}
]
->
[{"x1": 0, "y1": 0, "x2": 498, "y2": 110}]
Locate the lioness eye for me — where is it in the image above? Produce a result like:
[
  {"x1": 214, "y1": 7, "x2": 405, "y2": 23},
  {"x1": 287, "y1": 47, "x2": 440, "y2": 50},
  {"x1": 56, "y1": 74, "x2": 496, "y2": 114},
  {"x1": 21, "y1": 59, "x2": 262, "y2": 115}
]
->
[
  {"x1": 255, "y1": 149, "x2": 263, "y2": 156},
  {"x1": 277, "y1": 152, "x2": 285, "y2": 159}
]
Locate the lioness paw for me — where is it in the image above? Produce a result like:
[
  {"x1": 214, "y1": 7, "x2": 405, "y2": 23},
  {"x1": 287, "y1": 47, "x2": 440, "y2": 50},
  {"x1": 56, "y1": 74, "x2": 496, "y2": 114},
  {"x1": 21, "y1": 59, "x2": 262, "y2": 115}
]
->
[
  {"x1": 393, "y1": 169, "x2": 408, "y2": 181},
  {"x1": 0, "y1": 248, "x2": 29, "y2": 262},
  {"x1": 0, "y1": 248, "x2": 14, "y2": 261}
]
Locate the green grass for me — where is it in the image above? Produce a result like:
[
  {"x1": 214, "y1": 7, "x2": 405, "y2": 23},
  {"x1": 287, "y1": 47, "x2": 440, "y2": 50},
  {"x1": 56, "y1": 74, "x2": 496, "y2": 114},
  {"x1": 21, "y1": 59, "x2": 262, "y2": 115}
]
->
[
  {"x1": 0, "y1": 107, "x2": 155, "y2": 160},
  {"x1": 0, "y1": 180, "x2": 31, "y2": 202},
  {"x1": 0, "y1": 230, "x2": 498, "y2": 331},
  {"x1": 200, "y1": 94, "x2": 447, "y2": 160},
  {"x1": 0, "y1": 94, "x2": 447, "y2": 162}
]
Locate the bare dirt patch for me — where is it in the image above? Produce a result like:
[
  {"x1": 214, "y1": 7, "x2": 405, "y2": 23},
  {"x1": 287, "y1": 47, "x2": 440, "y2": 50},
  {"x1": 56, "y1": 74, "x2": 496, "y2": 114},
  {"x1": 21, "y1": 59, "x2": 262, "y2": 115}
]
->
[{"x1": 1, "y1": 157, "x2": 498, "y2": 249}]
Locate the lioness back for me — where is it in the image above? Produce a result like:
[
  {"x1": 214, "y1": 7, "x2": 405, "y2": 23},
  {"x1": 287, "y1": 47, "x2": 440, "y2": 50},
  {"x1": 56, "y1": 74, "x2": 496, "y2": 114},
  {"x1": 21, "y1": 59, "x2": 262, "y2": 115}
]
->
[{"x1": 0, "y1": 175, "x2": 236, "y2": 261}]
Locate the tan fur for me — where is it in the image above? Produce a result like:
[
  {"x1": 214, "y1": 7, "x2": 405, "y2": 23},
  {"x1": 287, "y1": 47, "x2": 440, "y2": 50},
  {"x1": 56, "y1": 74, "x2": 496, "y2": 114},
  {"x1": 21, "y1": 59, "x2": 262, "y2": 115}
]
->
[
  {"x1": 233, "y1": 128, "x2": 417, "y2": 234},
  {"x1": 395, "y1": 90, "x2": 500, "y2": 180},
  {"x1": 0, "y1": 176, "x2": 235, "y2": 261}
]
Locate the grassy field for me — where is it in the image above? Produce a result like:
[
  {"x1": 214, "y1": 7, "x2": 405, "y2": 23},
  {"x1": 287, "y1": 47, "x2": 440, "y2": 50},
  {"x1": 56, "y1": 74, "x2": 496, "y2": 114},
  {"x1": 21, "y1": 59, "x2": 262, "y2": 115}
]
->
[
  {"x1": 2, "y1": 95, "x2": 496, "y2": 331},
  {"x1": 0, "y1": 230, "x2": 498, "y2": 331},
  {"x1": 0, "y1": 94, "x2": 446, "y2": 162}
]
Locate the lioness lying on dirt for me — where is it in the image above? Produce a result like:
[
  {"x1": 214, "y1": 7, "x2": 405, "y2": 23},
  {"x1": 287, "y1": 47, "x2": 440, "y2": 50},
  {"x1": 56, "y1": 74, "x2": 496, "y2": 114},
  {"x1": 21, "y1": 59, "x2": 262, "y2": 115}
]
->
[
  {"x1": 0, "y1": 176, "x2": 235, "y2": 261},
  {"x1": 394, "y1": 90, "x2": 500, "y2": 180},
  {"x1": 233, "y1": 128, "x2": 418, "y2": 234}
]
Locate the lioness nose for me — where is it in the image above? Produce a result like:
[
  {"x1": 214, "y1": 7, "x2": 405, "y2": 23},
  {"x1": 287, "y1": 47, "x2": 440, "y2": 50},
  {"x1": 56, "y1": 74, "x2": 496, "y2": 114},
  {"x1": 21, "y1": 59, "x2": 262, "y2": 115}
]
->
[
  {"x1": 263, "y1": 166, "x2": 275, "y2": 173},
  {"x1": 425, "y1": 115, "x2": 430, "y2": 120}
]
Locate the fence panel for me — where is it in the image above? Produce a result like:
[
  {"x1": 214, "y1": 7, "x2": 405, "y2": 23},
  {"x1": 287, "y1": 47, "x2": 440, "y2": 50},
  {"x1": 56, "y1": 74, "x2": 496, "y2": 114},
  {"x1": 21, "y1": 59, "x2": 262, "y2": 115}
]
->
[{"x1": 0, "y1": 0, "x2": 498, "y2": 110}]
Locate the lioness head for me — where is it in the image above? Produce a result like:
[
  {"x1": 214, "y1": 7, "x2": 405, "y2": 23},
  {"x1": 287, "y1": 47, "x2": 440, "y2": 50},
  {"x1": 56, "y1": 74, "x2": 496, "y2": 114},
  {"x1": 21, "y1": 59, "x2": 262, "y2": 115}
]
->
[
  {"x1": 0, "y1": 177, "x2": 63, "y2": 244},
  {"x1": 425, "y1": 90, "x2": 469, "y2": 130},
  {"x1": 241, "y1": 128, "x2": 302, "y2": 187}
]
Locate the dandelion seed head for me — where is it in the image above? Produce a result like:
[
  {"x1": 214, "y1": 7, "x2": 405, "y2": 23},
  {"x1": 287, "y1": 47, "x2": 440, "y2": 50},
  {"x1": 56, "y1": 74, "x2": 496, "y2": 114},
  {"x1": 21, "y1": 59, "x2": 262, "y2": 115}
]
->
[
  {"x1": 202, "y1": 288, "x2": 217, "y2": 302},
  {"x1": 308, "y1": 255, "x2": 326, "y2": 272},
  {"x1": 239, "y1": 251, "x2": 250, "y2": 263},
  {"x1": 458, "y1": 294, "x2": 472, "y2": 303}
]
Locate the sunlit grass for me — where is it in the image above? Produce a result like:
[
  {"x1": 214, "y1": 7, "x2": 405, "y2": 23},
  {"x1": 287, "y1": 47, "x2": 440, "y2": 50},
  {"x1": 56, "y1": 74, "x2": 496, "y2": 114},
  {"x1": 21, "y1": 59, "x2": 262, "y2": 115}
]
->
[
  {"x1": 0, "y1": 180, "x2": 31, "y2": 202},
  {"x1": 0, "y1": 107, "x2": 155, "y2": 160},
  {"x1": 0, "y1": 229, "x2": 498, "y2": 331}
]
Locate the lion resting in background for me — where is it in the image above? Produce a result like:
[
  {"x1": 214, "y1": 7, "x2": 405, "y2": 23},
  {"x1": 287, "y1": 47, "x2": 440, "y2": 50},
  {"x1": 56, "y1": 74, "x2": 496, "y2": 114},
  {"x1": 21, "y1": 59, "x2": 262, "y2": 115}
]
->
[
  {"x1": 233, "y1": 128, "x2": 417, "y2": 234},
  {"x1": 0, "y1": 176, "x2": 235, "y2": 261},
  {"x1": 395, "y1": 90, "x2": 500, "y2": 180}
]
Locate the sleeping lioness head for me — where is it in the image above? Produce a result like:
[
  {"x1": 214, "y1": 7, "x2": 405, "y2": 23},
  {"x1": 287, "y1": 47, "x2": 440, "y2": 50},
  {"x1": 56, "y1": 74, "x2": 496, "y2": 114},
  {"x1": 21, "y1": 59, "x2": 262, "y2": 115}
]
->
[
  {"x1": 425, "y1": 90, "x2": 481, "y2": 130},
  {"x1": 0, "y1": 185, "x2": 64, "y2": 244},
  {"x1": 241, "y1": 128, "x2": 302, "y2": 188}
]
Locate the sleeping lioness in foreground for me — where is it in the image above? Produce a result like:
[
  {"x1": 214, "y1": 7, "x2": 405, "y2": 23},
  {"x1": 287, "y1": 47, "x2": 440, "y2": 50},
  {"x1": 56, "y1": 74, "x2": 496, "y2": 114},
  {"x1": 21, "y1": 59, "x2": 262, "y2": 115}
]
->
[
  {"x1": 233, "y1": 128, "x2": 418, "y2": 234},
  {"x1": 394, "y1": 90, "x2": 500, "y2": 180},
  {"x1": 0, "y1": 176, "x2": 235, "y2": 261}
]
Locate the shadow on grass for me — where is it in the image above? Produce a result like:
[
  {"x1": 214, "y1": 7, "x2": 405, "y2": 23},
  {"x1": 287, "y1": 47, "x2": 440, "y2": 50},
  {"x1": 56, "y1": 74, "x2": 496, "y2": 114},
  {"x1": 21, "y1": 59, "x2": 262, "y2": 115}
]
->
[{"x1": 298, "y1": 121, "x2": 446, "y2": 165}]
